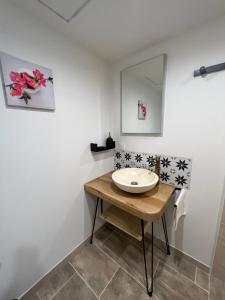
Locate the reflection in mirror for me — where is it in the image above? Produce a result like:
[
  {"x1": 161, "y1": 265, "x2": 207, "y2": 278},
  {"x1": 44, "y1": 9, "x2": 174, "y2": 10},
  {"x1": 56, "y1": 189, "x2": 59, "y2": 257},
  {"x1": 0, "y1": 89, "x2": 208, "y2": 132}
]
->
[{"x1": 121, "y1": 54, "x2": 166, "y2": 134}]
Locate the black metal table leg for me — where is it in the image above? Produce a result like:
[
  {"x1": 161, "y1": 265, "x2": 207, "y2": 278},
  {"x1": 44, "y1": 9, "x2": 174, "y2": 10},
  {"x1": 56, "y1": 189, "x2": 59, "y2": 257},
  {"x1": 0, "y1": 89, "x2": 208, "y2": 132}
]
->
[
  {"x1": 161, "y1": 213, "x2": 170, "y2": 255},
  {"x1": 141, "y1": 220, "x2": 154, "y2": 297},
  {"x1": 90, "y1": 197, "x2": 99, "y2": 244},
  {"x1": 100, "y1": 198, "x2": 103, "y2": 214}
]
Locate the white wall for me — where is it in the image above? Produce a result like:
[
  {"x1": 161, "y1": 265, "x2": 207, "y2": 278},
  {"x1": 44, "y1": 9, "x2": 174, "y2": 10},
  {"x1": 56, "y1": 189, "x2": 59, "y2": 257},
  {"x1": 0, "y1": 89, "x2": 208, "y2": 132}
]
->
[
  {"x1": 122, "y1": 74, "x2": 162, "y2": 133},
  {"x1": 0, "y1": 1, "x2": 113, "y2": 299},
  {"x1": 113, "y1": 16, "x2": 225, "y2": 267}
]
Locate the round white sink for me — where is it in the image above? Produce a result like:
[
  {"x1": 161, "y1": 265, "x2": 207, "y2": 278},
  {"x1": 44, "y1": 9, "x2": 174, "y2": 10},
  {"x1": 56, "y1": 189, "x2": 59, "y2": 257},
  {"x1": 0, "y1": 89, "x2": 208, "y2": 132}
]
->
[{"x1": 112, "y1": 168, "x2": 159, "y2": 194}]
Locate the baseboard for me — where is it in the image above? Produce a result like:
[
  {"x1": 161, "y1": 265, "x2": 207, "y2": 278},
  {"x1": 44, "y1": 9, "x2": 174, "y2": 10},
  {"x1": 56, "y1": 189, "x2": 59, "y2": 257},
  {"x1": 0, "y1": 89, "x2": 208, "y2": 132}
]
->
[{"x1": 145, "y1": 232, "x2": 210, "y2": 273}]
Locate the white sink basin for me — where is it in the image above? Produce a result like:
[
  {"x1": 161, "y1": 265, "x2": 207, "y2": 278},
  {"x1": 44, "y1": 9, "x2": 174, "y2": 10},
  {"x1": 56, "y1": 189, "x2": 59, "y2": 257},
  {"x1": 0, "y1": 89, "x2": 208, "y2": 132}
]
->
[{"x1": 112, "y1": 168, "x2": 159, "y2": 194}]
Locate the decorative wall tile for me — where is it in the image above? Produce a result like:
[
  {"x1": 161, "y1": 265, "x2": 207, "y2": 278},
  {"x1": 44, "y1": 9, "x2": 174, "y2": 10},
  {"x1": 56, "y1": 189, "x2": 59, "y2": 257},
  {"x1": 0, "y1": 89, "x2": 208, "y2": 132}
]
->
[
  {"x1": 114, "y1": 150, "x2": 192, "y2": 190},
  {"x1": 114, "y1": 150, "x2": 157, "y2": 172},
  {"x1": 160, "y1": 155, "x2": 192, "y2": 189}
]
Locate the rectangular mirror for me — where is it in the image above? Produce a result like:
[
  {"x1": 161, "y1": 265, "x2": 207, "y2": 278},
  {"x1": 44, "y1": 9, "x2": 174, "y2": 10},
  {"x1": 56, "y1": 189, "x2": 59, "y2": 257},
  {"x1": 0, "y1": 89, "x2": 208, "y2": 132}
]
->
[{"x1": 121, "y1": 54, "x2": 166, "y2": 134}]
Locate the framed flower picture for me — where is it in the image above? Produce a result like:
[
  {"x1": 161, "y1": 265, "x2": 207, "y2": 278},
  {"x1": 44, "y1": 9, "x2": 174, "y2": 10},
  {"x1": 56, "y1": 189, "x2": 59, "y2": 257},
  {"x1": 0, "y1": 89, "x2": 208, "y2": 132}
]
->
[
  {"x1": 138, "y1": 100, "x2": 147, "y2": 120},
  {"x1": 0, "y1": 52, "x2": 55, "y2": 110}
]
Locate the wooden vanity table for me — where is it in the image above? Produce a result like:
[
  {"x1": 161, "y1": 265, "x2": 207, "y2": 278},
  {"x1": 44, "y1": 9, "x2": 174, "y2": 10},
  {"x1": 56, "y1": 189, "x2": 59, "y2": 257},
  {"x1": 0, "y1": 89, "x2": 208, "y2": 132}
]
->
[{"x1": 84, "y1": 171, "x2": 175, "y2": 297}]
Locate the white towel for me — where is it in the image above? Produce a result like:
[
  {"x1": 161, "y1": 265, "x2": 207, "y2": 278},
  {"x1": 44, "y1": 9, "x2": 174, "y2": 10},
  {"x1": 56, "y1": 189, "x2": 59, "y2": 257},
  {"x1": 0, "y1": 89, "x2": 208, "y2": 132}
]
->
[{"x1": 173, "y1": 189, "x2": 187, "y2": 230}]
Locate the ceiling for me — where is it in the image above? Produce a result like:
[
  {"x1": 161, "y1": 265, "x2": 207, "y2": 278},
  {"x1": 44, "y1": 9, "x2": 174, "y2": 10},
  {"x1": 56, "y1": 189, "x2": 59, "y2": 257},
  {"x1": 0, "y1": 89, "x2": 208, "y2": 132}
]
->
[
  {"x1": 9, "y1": 0, "x2": 225, "y2": 62},
  {"x1": 37, "y1": 0, "x2": 92, "y2": 22}
]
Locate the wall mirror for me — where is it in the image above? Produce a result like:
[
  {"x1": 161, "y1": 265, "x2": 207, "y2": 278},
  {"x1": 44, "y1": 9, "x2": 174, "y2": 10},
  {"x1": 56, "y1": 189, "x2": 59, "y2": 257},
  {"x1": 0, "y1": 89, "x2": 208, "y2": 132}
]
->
[{"x1": 121, "y1": 54, "x2": 166, "y2": 134}]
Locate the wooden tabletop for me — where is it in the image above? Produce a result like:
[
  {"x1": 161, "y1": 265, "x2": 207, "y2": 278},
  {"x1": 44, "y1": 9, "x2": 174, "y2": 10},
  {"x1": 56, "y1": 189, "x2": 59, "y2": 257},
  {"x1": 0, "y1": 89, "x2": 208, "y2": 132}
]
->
[{"x1": 84, "y1": 172, "x2": 175, "y2": 222}]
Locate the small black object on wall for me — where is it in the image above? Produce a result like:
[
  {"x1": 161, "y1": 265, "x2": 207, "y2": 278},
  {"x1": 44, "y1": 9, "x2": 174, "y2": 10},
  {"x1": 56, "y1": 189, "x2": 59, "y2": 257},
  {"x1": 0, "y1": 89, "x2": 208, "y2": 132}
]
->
[
  {"x1": 90, "y1": 142, "x2": 115, "y2": 152},
  {"x1": 194, "y1": 62, "x2": 225, "y2": 77},
  {"x1": 90, "y1": 133, "x2": 115, "y2": 152}
]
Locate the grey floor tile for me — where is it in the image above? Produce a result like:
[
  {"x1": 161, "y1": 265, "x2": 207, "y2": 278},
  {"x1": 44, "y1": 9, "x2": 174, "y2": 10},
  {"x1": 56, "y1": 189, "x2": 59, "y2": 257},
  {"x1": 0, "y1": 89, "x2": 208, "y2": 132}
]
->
[
  {"x1": 94, "y1": 225, "x2": 113, "y2": 248},
  {"x1": 195, "y1": 262, "x2": 210, "y2": 275},
  {"x1": 21, "y1": 225, "x2": 213, "y2": 300},
  {"x1": 110, "y1": 225, "x2": 143, "y2": 247},
  {"x1": 69, "y1": 243, "x2": 118, "y2": 296},
  {"x1": 100, "y1": 231, "x2": 158, "y2": 286},
  {"x1": 36, "y1": 262, "x2": 75, "y2": 300},
  {"x1": 221, "y1": 204, "x2": 225, "y2": 224},
  {"x1": 146, "y1": 233, "x2": 210, "y2": 275},
  {"x1": 219, "y1": 223, "x2": 225, "y2": 241},
  {"x1": 100, "y1": 268, "x2": 158, "y2": 300},
  {"x1": 21, "y1": 291, "x2": 40, "y2": 300},
  {"x1": 99, "y1": 230, "x2": 128, "y2": 261},
  {"x1": 196, "y1": 267, "x2": 209, "y2": 291},
  {"x1": 152, "y1": 243, "x2": 196, "y2": 281},
  {"x1": 211, "y1": 235, "x2": 225, "y2": 281},
  {"x1": 210, "y1": 275, "x2": 225, "y2": 300},
  {"x1": 119, "y1": 241, "x2": 158, "y2": 286},
  {"x1": 52, "y1": 273, "x2": 98, "y2": 300},
  {"x1": 154, "y1": 279, "x2": 184, "y2": 300},
  {"x1": 154, "y1": 261, "x2": 208, "y2": 300}
]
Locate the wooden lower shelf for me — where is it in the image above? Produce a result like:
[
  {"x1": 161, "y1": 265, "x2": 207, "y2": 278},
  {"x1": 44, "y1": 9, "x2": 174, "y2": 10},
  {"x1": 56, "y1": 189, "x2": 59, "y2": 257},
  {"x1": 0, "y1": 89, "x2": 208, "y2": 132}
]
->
[{"x1": 99, "y1": 205, "x2": 150, "y2": 241}]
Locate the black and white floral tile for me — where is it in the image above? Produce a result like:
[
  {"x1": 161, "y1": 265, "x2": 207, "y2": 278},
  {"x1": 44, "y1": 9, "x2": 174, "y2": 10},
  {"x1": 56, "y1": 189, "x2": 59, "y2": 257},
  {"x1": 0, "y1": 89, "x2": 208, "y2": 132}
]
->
[{"x1": 114, "y1": 149, "x2": 192, "y2": 189}]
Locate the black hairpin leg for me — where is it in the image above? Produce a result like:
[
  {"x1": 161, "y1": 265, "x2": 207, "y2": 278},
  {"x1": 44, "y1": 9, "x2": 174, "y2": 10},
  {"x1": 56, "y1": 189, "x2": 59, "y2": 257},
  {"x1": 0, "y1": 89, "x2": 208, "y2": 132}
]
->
[
  {"x1": 100, "y1": 199, "x2": 103, "y2": 214},
  {"x1": 161, "y1": 213, "x2": 170, "y2": 255},
  {"x1": 90, "y1": 197, "x2": 99, "y2": 244},
  {"x1": 141, "y1": 220, "x2": 154, "y2": 297}
]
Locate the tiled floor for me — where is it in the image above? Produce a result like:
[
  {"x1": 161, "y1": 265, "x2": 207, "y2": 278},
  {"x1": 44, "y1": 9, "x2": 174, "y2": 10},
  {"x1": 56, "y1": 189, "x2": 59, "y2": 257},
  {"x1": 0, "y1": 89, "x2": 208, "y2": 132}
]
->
[
  {"x1": 210, "y1": 198, "x2": 225, "y2": 299},
  {"x1": 22, "y1": 225, "x2": 210, "y2": 300}
]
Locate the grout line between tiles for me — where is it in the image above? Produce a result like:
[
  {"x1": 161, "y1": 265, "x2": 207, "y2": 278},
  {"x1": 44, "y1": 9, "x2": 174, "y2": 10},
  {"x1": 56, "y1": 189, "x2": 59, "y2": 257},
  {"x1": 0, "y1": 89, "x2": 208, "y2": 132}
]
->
[
  {"x1": 109, "y1": 230, "x2": 197, "y2": 286},
  {"x1": 118, "y1": 227, "x2": 209, "y2": 275},
  {"x1": 68, "y1": 262, "x2": 100, "y2": 299},
  {"x1": 99, "y1": 267, "x2": 120, "y2": 298},
  {"x1": 94, "y1": 241, "x2": 161, "y2": 290},
  {"x1": 161, "y1": 260, "x2": 196, "y2": 285},
  {"x1": 94, "y1": 242, "x2": 146, "y2": 289},
  {"x1": 154, "y1": 260, "x2": 160, "y2": 279},
  {"x1": 166, "y1": 263, "x2": 196, "y2": 284},
  {"x1": 158, "y1": 278, "x2": 182, "y2": 297},
  {"x1": 35, "y1": 291, "x2": 41, "y2": 300},
  {"x1": 194, "y1": 266, "x2": 210, "y2": 294},
  {"x1": 194, "y1": 282, "x2": 209, "y2": 294},
  {"x1": 159, "y1": 272, "x2": 208, "y2": 297},
  {"x1": 161, "y1": 261, "x2": 209, "y2": 295},
  {"x1": 204, "y1": 271, "x2": 210, "y2": 292},
  {"x1": 100, "y1": 226, "x2": 115, "y2": 243},
  {"x1": 36, "y1": 291, "x2": 41, "y2": 300},
  {"x1": 110, "y1": 226, "x2": 143, "y2": 249},
  {"x1": 21, "y1": 227, "x2": 103, "y2": 299},
  {"x1": 194, "y1": 267, "x2": 210, "y2": 294},
  {"x1": 194, "y1": 266, "x2": 197, "y2": 284},
  {"x1": 110, "y1": 225, "x2": 210, "y2": 280},
  {"x1": 95, "y1": 227, "x2": 208, "y2": 296},
  {"x1": 49, "y1": 273, "x2": 75, "y2": 300},
  {"x1": 208, "y1": 273, "x2": 211, "y2": 300}
]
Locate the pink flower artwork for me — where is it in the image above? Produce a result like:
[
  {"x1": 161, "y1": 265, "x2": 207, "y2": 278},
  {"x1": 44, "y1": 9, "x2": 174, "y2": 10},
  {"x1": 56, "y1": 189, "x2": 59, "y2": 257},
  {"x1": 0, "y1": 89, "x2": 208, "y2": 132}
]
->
[
  {"x1": 10, "y1": 83, "x2": 24, "y2": 97},
  {"x1": 6, "y1": 69, "x2": 52, "y2": 104},
  {"x1": 138, "y1": 100, "x2": 147, "y2": 120},
  {"x1": 0, "y1": 52, "x2": 55, "y2": 110}
]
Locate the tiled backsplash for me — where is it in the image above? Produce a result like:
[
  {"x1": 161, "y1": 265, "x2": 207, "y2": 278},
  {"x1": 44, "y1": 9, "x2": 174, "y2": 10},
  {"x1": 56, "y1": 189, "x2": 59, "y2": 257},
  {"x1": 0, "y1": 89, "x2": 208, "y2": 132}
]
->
[{"x1": 114, "y1": 149, "x2": 192, "y2": 189}]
